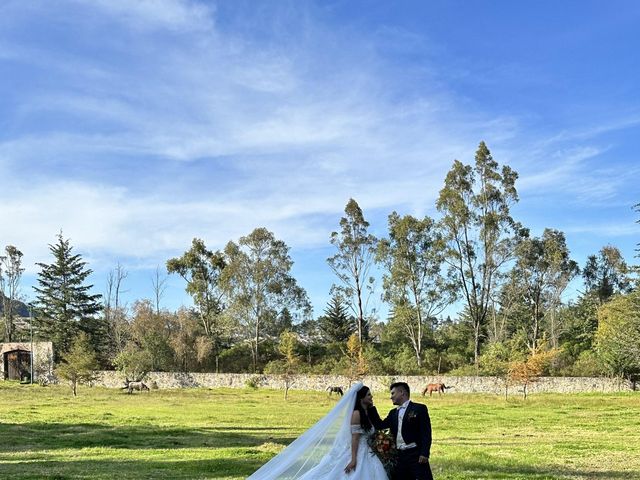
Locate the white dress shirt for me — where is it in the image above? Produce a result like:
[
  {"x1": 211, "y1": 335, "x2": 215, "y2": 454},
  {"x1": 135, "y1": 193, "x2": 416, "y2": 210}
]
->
[{"x1": 396, "y1": 400, "x2": 417, "y2": 450}]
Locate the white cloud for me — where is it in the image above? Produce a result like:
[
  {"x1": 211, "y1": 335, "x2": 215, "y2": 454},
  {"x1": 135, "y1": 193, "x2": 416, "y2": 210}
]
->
[
  {"x1": 563, "y1": 222, "x2": 640, "y2": 238},
  {"x1": 540, "y1": 115, "x2": 640, "y2": 145},
  {"x1": 0, "y1": 0, "x2": 495, "y2": 239},
  {"x1": 517, "y1": 146, "x2": 604, "y2": 192},
  {"x1": 2, "y1": 1, "x2": 638, "y2": 311},
  {"x1": 74, "y1": 0, "x2": 215, "y2": 33}
]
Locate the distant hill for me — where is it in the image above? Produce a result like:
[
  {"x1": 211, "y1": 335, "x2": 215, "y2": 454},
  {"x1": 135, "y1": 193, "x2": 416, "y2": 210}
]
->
[{"x1": 0, "y1": 293, "x2": 30, "y2": 317}]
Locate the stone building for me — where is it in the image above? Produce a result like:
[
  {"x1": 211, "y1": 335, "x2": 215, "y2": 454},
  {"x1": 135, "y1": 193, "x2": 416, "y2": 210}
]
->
[{"x1": 0, "y1": 342, "x2": 54, "y2": 382}]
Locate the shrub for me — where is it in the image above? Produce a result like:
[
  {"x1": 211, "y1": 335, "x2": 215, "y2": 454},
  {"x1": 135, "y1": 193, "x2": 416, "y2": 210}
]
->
[
  {"x1": 245, "y1": 375, "x2": 265, "y2": 389},
  {"x1": 565, "y1": 350, "x2": 607, "y2": 377},
  {"x1": 56, "y1": 332, "x2": 99, "y2": 396},
  {"x1": 219, "y1": 344, "x2": 254, "y2": 373},
  {"x1": 448, "y1": 364, "x2": 479, "y2": 376}
]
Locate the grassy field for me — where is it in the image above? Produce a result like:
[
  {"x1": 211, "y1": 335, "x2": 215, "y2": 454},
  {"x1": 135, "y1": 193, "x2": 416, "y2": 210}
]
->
[{"x1": 0, "y1": 382, "x2": 638, "y2": 479}]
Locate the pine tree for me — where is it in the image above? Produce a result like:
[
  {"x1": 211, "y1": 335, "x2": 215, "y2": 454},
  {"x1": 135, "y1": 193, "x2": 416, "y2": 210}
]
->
[
  {"x1": 33, "y1": 233, "x2": 103, "y2": 360},
  {"x1": 318, "y1": 293, "x2": 354, "y2": 342}
]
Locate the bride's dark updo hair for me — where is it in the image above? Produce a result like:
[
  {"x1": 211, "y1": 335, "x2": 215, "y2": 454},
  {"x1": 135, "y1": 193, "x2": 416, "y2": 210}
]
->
[{"x1": 354, "y1": 385, "x2": 373, "y2": 431}]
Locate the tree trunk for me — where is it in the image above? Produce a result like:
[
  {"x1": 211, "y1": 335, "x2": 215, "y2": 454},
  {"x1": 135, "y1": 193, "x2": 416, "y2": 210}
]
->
[
  {"x1": 355, "y1": 277, "x2": 364, "y2": 343},
  {"x1": 531, "y1": 293, "x2": 541, "y2": 350},
  {"x1": 474, "y1": 319, "x2": 481, "y2": 366},
  {"x1": 4, "y1": 314, "x2": 12, "y2": 343},
  {"x1": 414, "y1": 288, "x2": 423, "y2": 368},
  {"x1": 251, "y1": 340, "x2": 258, "y2": 373},
  {"x1": 549, "y1": 307, "x2": 558, "y2": 349}
]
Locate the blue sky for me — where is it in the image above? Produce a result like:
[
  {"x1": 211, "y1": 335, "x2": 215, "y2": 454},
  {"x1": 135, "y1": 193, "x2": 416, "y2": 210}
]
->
[{"x1": 1, "y1": 0, "x2": 639, "y2": 318}]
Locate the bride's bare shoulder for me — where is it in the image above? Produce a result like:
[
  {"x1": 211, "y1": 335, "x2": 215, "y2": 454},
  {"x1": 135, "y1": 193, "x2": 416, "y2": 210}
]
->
[{"x1": 351, "y1": 410, "x2": 361, "y2": 424}]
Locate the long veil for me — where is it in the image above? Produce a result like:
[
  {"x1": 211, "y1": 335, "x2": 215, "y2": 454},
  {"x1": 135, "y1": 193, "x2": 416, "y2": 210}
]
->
[{"x1": 247, "y1": 382, "x2": 362, "y2": 480}]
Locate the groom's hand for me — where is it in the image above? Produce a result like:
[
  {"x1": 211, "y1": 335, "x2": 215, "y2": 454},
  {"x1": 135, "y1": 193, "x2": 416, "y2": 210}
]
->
[{"x1": 418, "y1": 455, "x2": 429, "y2": 464}]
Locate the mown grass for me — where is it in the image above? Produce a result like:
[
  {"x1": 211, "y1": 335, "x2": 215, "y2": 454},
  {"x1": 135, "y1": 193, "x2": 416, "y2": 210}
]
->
[{"x1": 0, "y1": 381, "x2": 638, "y2": 479}]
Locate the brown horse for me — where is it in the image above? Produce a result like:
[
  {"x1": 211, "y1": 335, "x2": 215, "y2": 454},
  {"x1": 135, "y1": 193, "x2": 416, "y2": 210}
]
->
[{"x1": 422, "y1": 383, "x2": 451, "y2": 397}]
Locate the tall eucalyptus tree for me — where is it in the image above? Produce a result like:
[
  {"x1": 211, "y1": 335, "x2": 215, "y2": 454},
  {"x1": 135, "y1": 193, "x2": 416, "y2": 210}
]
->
[
  {"x1": 0, "y1": 245, "x2": 24, "y2": 342},
  {"x1": 328, "y1": 199, "x2": 377, "y2": 343},
  {"x1": 436, "y1": 142, "x2": 523, "y2": 365},
  {"x1": 221, "y1": 228, "x2": 310, "y2": 372},
  {"x1": 377, "y1": 212, "x2": 455, "y2": 367},
  {"x1": 511, "y1": 229, "x2": 579, "y2": 349},
  {"x1": 167, "y1": 238, "x2": 227, "y2": 372},
  {"x1": 583, "y1": 245, "x2": 632, "y2": 305}
]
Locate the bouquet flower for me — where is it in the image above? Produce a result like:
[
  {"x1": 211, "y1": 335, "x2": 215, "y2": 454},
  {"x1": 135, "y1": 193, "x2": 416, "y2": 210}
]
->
[{"x1": 368, "y1": 430, "x2": 397, "y2": 476}]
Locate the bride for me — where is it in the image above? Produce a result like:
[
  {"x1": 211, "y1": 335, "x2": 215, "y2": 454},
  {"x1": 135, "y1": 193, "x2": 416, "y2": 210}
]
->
[{"x1": 247, "y1": 383, "x2": 389, "y2": 479}]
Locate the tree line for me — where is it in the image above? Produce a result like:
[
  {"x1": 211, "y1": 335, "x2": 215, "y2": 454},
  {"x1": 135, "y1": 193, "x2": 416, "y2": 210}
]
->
[{"x1": 2, "y1": 142, "x2": 639, "y2": 384}]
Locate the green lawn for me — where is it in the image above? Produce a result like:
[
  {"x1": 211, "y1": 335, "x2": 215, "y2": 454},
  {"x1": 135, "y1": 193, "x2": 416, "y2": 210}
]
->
[{"x1": 0, "y1": 382, "x2": 638, "y2": 479}]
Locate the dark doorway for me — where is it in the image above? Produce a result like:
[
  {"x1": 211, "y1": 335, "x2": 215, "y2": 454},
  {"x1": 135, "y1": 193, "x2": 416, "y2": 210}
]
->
[{"x1": 3, "y1": 349, "x2": 31, "y2": 380}]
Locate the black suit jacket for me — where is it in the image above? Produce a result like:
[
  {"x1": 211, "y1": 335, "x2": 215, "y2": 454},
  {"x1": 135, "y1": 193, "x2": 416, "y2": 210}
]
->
[{"x1": 370, "y1": 401, "x2": 432, "y2": 459}]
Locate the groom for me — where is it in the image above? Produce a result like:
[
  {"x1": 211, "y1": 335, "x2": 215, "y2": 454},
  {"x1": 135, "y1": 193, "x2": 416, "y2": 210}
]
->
[{"x1": 370, "y1": 382, "x2": 433, "y2": 480}]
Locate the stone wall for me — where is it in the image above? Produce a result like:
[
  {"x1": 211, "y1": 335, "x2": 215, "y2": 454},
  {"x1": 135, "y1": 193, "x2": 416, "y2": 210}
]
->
[{"x1": 94, "y1": 371, "x2": 631, "y2": 394}]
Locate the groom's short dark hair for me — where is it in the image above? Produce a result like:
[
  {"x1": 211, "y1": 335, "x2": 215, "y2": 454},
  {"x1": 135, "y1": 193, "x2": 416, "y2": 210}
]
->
[{"x1": 390, "y1": 382, "x2": 410, "y2": 397}]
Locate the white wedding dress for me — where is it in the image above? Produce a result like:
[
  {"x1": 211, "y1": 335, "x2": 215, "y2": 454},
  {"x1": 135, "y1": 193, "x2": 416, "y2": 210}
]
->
[
  {"x1": 247, "y1": 383, "x2": 389, "y2": 480},
  {"x1": 296, "y1": 424, "x2": 388, "y2": 479}
]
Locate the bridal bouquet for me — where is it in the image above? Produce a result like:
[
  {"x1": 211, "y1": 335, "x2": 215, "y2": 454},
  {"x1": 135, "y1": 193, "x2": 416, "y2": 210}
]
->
[{"x1": 368, "y1": 430, "x2": 397, "y2": 475}]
